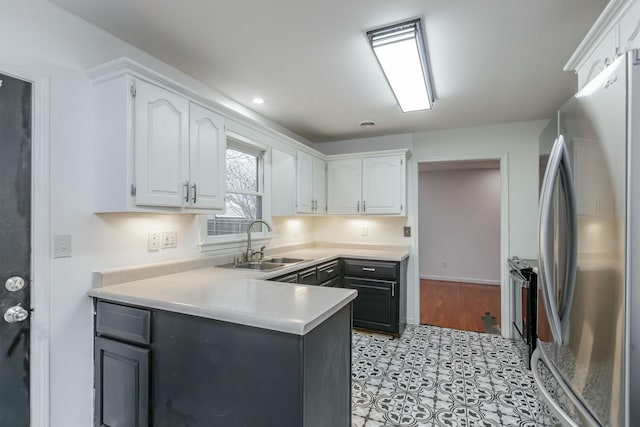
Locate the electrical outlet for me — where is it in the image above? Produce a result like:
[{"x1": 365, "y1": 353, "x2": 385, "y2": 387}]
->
[
  {"x1": 162, "y1": 231, "x2": 177, "y2": 249},
  {"x1": 361, "y1": 227, "x2": 368, "y2": 236},
  {"x1": 53, "y1": 234, "x2": 72, "y2": 258},
  {"x1": 148, "y1": 232, "x2": 161, "y2": 251},
  {"x1": 403, "y1": 227, "x2": 411, "y2": 237},
  {"x1": 442, "y1": 260, "x2": 448, "y2": 268}
]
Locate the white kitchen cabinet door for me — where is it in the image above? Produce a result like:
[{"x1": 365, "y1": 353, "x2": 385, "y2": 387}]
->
[
  {"x1": 362, "y1": 155, "x2": 405, "y2": 215},
  {"x1": 312, "y1": 156, "x2": 326, "y2": 214},
  {"x1": 188, "y1": 103, "x2": 226, "y2": 210},
  {"x1": 327, "y1": 159, "x2": 362, "y2": 214},
  {"x1": 134, "y1": 79, "x2": 189, "y2": 207},
  {"x1": 296, "y1": 150, "x2": 313, "y2": 213},
  {"x1": 271, "y1": 149, "x2": 296, "y2": 216}
]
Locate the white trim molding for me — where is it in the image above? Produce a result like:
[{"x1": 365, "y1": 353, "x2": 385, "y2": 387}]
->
[
  {"x1": 420, "y1": 274, "x2": 501, "y2": 286},
  {"x1": 411, "y1": 152, "x2": 511, "y2": 338},
  {"x1": 0, "y1": 61, "x2": 51, "y2": 427},
  {"x1": 565, "y1": 0, "x2": 636, "y2": 71}
]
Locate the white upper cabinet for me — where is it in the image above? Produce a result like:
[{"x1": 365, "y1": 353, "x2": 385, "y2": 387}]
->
[
  {"x1": 296, "y1": 150, "x2": 314, "y2": 213},
  {"x1": 134, "y1": 79, "x2": 190, "y2": 207},
  {"x1": 271, "y1": 149, "x2": 296, "y2": 216},
  {"x1": 88, "y1": 60, "x2": 227, "y2": 213},
  {"x1": 327, "y1": 153, "x2": 406, "y2": 216},
  {"x1": 188, "y1": 103, "x2": 226, "y2": 210},
  {"x1": 312, "y1": 156, "x2": 327, "y2": 214},
  {"x1": 327, "y1": 159, "x2": 362, "y2": 215},
  {"x1": 296, "y1": 150, "x2": 326, "y2": 215},
  {"x1": 567, "y1": 0, "x2": 640, "y2": 89},
  {"x1": 362, "y1": 155, "x2": 404, "y2": 215}
]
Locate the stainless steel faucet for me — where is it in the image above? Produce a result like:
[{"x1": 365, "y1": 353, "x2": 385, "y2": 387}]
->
[{"x1": 245, "y1": 219, "x2": 272, "y2": 261}]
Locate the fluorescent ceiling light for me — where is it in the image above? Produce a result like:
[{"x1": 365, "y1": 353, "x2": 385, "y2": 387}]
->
[
  {"x1": 252, "y1": 97, "x2": 265, "y2": 104},
  {"x1": 367, "y1": 18, "x2": 435, "y2": 112}
]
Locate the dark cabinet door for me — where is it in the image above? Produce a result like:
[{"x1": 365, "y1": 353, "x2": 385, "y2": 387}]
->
[
  {"x1": 345, "y1": 277, "x2": 397, "y2": 333},
  {"x1": 94, "y1": 337, "x2": 149, "y2": 427},
  {"x1": 297, "y1": 267, "x2": 317, "y2": 285}
]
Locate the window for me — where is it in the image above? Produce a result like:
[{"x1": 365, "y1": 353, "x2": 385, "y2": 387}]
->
[{"x1": 205, "y1": 137, "x2": 266, "y2": 239}]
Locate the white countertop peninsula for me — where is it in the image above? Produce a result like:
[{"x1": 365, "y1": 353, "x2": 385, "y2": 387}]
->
[{"x1": 88, "y1": 244, "x2": 409, "y2": 336}]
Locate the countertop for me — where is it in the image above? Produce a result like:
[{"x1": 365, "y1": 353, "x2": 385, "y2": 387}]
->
[{"x1": 88, "y1": 246, "x2": 409, "y2": 336}]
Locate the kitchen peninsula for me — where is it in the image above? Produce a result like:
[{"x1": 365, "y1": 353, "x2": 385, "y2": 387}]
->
[{"x1": 88, "y1": 245, "x2": 408, "y2": 427}]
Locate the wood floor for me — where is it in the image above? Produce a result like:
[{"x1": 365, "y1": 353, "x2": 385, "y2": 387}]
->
[{"x1": 420, "y1": 279, "x2": 501, "y2": 333}]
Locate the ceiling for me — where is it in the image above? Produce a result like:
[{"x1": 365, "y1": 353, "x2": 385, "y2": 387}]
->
[{"x1": 50, "y1": 0, "x2": 608, "y2": 143}]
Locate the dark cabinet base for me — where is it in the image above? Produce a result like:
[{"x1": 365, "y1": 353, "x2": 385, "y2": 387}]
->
[
  {"x1": 150, "y1": 306, "x2": 352, "y2": 427},
  {"x1": 94, "y1": 299, "x2": 353, "y2": 427}
]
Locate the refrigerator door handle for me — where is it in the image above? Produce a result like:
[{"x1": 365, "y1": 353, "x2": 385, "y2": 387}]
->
[
  {"x1": 556, "y1": 138, "x2": 578, "y2": 340},
  {"x1": 531, "y1": 348, "x2": 600, "y2": 427},
  {"x1": 538, "y1": 135, "x2": 565, "y2": 343}
]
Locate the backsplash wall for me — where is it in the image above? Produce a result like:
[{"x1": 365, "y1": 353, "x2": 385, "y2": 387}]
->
[{"x1": 313, "y1": 216, "x2": 410, "y2": 246}]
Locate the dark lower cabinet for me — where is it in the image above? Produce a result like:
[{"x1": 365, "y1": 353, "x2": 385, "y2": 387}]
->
[
  {"x1": 345, "y1": 277, "x2": 396, "y2": 332},
  {"x1": 94, "y1": 337, "x2": 149, "y2": 427},
  {"x1": 344, "y1": 258, "x2": 407, "y2": 337},
  {"x1": 94, "y1": 299, "x2": 352, "y2": 427}
]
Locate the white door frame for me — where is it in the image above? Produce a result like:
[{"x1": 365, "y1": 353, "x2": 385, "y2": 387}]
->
[
  {"x1": 0, "y1": 61, "x2": 51, "y2": 427},
  {"x1": 410, "y1": 152, "x2": 513, "y2": 338}
]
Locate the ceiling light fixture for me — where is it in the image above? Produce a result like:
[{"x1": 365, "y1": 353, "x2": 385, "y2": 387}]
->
[
  {"x1": 367, "y1": 18, "x2": 435, "y2": 112},
  {"x1": 252, "y1": 97, "x2": 265, "y2": 104}
]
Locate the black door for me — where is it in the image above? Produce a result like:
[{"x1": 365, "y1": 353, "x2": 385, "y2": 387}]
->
[{"x1": 0, "y1": 72, "x2": 32, "y2": 427}]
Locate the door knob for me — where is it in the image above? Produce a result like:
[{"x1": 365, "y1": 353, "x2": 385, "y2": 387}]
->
[
  {"x1": 5, "y1": 276, "x2": 25, "y2": 292},
  {"x1": 4, "y1": 305, "x2": 29, "y2": 323}
]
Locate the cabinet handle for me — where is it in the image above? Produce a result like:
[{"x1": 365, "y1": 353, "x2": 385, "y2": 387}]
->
[
  {"x1": 191, "y1": 183, "x2": 197, "y2": 204},
  {"x1": 392, "y1": 282, "x2": 395, "y2": 297},
  {"x1": 325, "y1": 269, "x2": 334, "y2": 274},
  {"x1": 313, "y1": 200, "x2": 317, "y2": 211},
  {"x1": 362, "y1": 267, "x2": 376, "y2": 272},
  {"x1": 363, "y1": 200, "x2": 366, "y2": 213},
  {"x1": 357, "y1": 201, "x2": 360, "y2": 212},
  {"x1": 184, "y1": 181, "x2": 190, "y2": 202}
]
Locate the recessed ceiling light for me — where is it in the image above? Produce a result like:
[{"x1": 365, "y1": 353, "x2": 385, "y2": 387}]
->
[
  {"x1": 360, "y1": 121, "x2": 376, "y2": 127},
  {"x1": 252, "y1": 97, "x2": 265, "y2": 104}
]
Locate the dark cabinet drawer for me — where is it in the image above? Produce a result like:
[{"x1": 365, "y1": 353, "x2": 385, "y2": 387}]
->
[
  {"x1": 96, "y1": 301, "x2": 151, "y2": 345},
  {"x1": 344, "y1": 259, "x2": 397, "y2": 280},
  {"x1": 297, "y1": 267, "x2": 318, "y2": 285},
  {"x1": 317, "y1": 260, "x2": 340, "y2": 283}
]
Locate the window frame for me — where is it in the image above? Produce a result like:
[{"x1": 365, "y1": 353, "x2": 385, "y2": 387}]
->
[{"x1": 199, "y1": 132, "x2": 271, "y2": 252}]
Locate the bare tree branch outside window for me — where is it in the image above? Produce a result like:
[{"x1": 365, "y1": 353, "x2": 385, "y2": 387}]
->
[{"x1": 208, "y1": 147, "x2": 263, "y2": 236}]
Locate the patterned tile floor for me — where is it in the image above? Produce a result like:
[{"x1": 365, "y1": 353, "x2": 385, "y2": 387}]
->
[{"x1": 351, "y1": 325, "x2": 558, "y2": 426}]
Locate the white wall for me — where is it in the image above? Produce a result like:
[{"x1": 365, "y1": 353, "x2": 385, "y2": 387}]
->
[
  {"x1": 418, "y1": 168, "x2": 501, "y2": 284},
  {"x1": 411, "y1": 120, "x2": 546, "y2": 260},
  {"x1": 0, "y1": 2, "x2": 311, "y2": 426},
  {"x1": 313, "y1": 216, "x2": 411, "y2": 246}
]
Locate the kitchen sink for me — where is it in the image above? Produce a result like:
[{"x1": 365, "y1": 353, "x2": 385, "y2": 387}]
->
[
  {"x1": 265, "y1": 257, "x2": 306, "y2": 264},
  {"x1": 217, "y1": 261, "x2": 285, "y2": 271}
]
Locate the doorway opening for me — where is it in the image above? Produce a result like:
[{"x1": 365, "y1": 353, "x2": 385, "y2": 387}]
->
[{"x1": 418, "y1": 159, "x2": 502, "y2": 333}]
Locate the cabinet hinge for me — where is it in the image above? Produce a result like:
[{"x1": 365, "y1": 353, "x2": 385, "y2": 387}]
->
[
  {"x1": 130, "y1": 184, "x2": 137, "y2": 196},
  {"x1": 401, "y1": 159, "x2": 403, "y2": 166},
  {"x1": 130, "y1": 83, "x2": 136, "y2": 98}
]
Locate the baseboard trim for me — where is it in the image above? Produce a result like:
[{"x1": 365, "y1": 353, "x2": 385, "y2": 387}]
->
[{"x1": 420, "y1": 274, "x2": 500, "y2": 286}]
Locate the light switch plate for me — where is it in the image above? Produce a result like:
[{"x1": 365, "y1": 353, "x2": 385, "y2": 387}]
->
[
  {"x1": 53, "y1": 234, "x2": 72, "y2": 258},
  {"x1": 162, "y1": 231, "x2": 177, "y2": 248},
  {"x1": 404, "y1": 227, "x2": 411, "y2": 237}
]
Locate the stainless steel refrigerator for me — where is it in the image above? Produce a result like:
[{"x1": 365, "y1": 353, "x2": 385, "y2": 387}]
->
[{"x1": 533, "y1": 50, "x2": 640, "y2": 426}]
